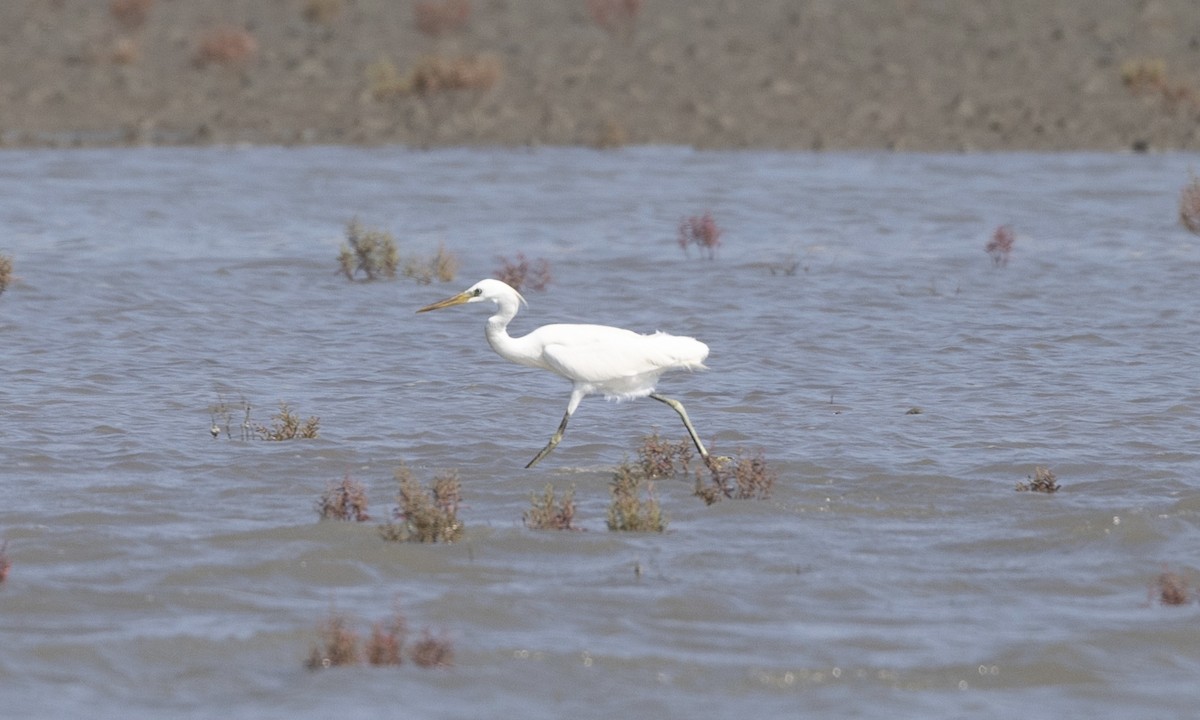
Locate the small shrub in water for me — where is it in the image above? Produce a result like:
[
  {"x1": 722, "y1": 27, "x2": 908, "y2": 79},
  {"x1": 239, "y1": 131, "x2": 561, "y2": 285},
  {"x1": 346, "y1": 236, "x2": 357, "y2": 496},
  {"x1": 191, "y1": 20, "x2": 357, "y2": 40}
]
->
[
  {"x1": 339, "y1": 219, "x2": 399, "y2": 281},
  {"x1": 410, "y1": 628, "x2": 455, "y2": 668},
  {"x1": 985, "y1": 225, "x2": 1014, "y2": 267},
  {"x1": 380, "y1": 465, "x2": 463, "y2": 543},
  {"x1": 524, "y1": 483, "x2": 580, "y2": 531},
  {"x1": 365, "y1": 611, "x2": 408, "y2": 666},
  {"x1": 607, "y1": 462, "x2": 665, "y2": 532},
  {"x1": 414, "y1": 0, "x2": 471, "y2": 37},
  {"x1": 694, "y1": 449, "x2": 776, "y2": 505},
  {"x1": 677, "y1": 211, "x2": 722, "y2": 259},
  {"x1": 0, "y1": 254, "x2": 12, "y2": 296},
  {"x1": 0, "y1": 540, "x2": 10, "y2": 584},
  {"x1": 306, "y1": 612, "x2": 361, "y2": 669},
  {"x1": 317, "y1": 475, "x2": 371, "y2": 522},
  {"x1": 1157, "y1": 570, "x2": 1190, "y2": 606},
  {"x1": 1180, "y1": 173, "x2": 1200, "y2": 235},
  {"x1": 403, "y1": 242, "x2": 459, "y2": 285},
  {"x1": 494, "y1": 253, "x2": 552, "y2": 292},
  {"x1": 254, "y1": 402, "x2": 320, "y2": 440},
  {"x1": 636, "y1": 430, "x2": 693, "y2": 479},
  {"x1": 1015, "y1": 466, "x2": 1060, "y2": 493}
]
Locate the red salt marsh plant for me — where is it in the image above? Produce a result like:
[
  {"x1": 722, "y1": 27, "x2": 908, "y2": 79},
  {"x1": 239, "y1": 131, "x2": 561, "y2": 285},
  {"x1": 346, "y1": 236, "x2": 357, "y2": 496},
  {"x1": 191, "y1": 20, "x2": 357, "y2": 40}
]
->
[
  {"x1": 1156, "y1": 569, "x2": 1190, "y2": 606},
  {"x1": 306, "y1": 612, "x2": 361, "y2": 669},
  {"x1": 586, "y1": 0, "x2": 642, "y2": 36},
  {"x1": 636, "y1": 430, "x2": 694, "y2": 479},
  {"x1": 694, "y1": 448, "x2": 777, "y2": 505},
  {"x1": 494, "y1": 253, "x2": 552, "y2": 292},
  {"x1": 194, "y1": 25, "x2": 258, "y2": 67},
  {"x1": 1015, "y1": 466, "x2": 1059, "y2": 493},
  {"x1": 379, "y1": 465, "x2": 464, "y2": 543},
  {"x1": 1180, "y1": 172, "x2": 1200, "y2": 235},
  {"x1": 985, "y1": 224, "x2": 1014, "y2": 267},
  {"x1": 414, "y1": 0, "x2": 471, "y2": 37},
  {"x1": 306, "y1": 603, "x2": 452, "y2": 670},
  {"x1": 678, "y1": 211, "x2": 722, "y2": 259},
  {"x1": 316, "y1": 475, "x2": 371, "y2": 522}
]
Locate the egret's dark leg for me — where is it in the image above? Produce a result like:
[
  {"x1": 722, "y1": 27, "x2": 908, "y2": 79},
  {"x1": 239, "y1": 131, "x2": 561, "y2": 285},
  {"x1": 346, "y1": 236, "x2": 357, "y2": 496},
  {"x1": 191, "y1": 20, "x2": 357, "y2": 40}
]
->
[
  {"x1": 526, "y1": 410, "x2": 572, "y2": 468},
  {"x1": 650, "y1": 393, "x2": 710, "y2": 463}
]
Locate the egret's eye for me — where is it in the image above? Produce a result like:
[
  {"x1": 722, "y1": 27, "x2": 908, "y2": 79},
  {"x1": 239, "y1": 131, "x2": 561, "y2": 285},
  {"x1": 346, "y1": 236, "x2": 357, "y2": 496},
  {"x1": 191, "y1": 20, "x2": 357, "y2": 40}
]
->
[{"x1": 473, "y1": 288, "x2": 483, "y2": 297}]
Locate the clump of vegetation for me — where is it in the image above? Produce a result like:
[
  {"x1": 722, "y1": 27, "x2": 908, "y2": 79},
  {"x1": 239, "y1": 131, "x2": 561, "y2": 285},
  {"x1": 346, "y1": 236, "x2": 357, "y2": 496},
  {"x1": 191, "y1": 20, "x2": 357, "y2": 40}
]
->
[
  {"x1": 403, "y1": 241, "x2": 458, "y2": 285},
  {"x1": 306, "y1": 603, "x2": 450, "y2": 670},
  {"x1": 1121, "y1": 58, "x2": 1198, "y2": 111},
  {"x1": 594, "y1": 118, "x2": 628, "y2": 149},
  {"x1": 317, "y1": 476, "x2": 371, "y2": 522},
  {"x1": 607, "y1": 462, "x2": 665, "y2": 532},
  {"x1": 1157, "y1": 569, "x2": 1190, "y2": 606},
  {"x1": 414, "y1": 0, "x2": 471, "y2": 37},
  {"x1": 109, "y1": 0, "x2": 154, "y2": 30},
  {"x1": 410, "y1": 628, "x2": 455, "y2": 668},
  {"x1": 1015, "y1": 466, "x2": 1060, "y2": 493},
  {"x1": 0, "y1": 254, "x2": 12, "y2": 296},
  {"x1": 677, "y1": 211, "x2": 722, "y2": 259},
  {"x1": 586, "y1": 0, "x2": 642, "y2": 36},
  {"x1": 523, "y1": 483, "x2": 580, "y2": 531},
  {"x1": 339, "y1": 219, "x2": 399, "y2": 281},
  {"x1": 1180, "y1": 172, "x2": 1200, "y2": 235},
  {"x1": 306, "y1": 612, "x2": 361, "y2": 669},
  {"x1": 694, "y1": 449, "x2": 777, "y2": 505},
  {"x1": 193, "y1": 25, "x2": 258, "y2": 67},
  {"x1": 368, "y1": 54, "x2": 501, "y2": 98},
  {"x1": 985, "y1": 224, "x2": 1014, "y2": 267},
  {"x1": 209, "y1": 394, "x2": 253, "y2": 440},
  {"x1": 494, "y1": 253, "x2": 552, "y2": 292},
  {"x1": 255, "y1": 402, "x2": 320, "y2": 440},
  {"x1": 302, "y1": 0, "x2": 343, "y2": 26},
  {"x1": 379, "y1": 465, "x2": 464, "y2": 543},
  {"x1": 636, "y1": 430, "x2": 693, "y2": 479},
  {"x1": 0, "y1": 540, "x2": 10, "y2": 584}
]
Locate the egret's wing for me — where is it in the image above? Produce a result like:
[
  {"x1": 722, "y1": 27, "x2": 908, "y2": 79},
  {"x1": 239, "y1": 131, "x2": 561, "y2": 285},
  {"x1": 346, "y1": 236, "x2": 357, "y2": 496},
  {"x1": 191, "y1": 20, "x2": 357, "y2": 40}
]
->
[{"x1": 538, "y1": 325, "x2": 707, "y2": 384}]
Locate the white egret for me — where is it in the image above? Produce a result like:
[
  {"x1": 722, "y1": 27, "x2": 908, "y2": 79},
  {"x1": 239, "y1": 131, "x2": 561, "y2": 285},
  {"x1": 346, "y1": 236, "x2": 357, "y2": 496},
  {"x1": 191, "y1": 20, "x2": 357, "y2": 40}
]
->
[{"x1": 417, "y1": 278, "x2": 711, "y2": 468}]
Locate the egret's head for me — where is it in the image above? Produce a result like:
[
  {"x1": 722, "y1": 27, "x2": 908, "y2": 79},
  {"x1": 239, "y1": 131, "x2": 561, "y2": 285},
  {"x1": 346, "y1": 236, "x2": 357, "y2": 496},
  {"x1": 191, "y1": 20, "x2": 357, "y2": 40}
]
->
[{"x1": 416, "y1": 278, "x2": 527, "y2": 313}]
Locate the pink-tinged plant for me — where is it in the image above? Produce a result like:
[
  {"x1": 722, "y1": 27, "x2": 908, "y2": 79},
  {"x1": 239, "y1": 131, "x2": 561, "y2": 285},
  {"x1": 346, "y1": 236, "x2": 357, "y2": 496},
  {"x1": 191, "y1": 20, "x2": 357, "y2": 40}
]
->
[
  {"x1": 414, "y1": 0, "x2": 471, "y2": 37},
  {"x1": 985, "y1": 224, "x2": 1015, "y2": 267},
  {"x1": 0, "y1": 540, "x2": 10, "y2": 584},
  {"x1": 1180, "y1": 173, "x2": 1200, "y2": 235},
  {"x1": 586, "y1": 0, "x2": 642, "y2": 36},
  {"x1": 494, "y1": 253, "x2": 552, "y2": 292},
  {"x1": 1157, "y1": 569, "x2": 1189, "y2": 606},
  {"x1": 316, "y1": 475, "x2": 371, "y2": 522},
  {"x1": 194, "y1": 25, "x2": 258, "y2": 67},
  {"x1": 678, "y1": 211, "x2": 722, "y2": 260}
]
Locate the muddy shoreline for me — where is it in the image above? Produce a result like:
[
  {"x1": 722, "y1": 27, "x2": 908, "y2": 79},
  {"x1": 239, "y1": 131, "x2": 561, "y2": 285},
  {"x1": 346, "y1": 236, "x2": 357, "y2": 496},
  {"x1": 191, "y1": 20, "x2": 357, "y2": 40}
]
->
[{"x1": 2, "y1": 1, "x2": 1199, "y2": 151}]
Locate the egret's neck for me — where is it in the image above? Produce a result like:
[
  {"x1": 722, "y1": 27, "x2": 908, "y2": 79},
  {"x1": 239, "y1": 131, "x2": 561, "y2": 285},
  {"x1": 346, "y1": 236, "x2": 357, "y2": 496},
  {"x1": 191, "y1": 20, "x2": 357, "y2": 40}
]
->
[{"x1": 483, "y1": 296, "x2": 533, "y2": 366}]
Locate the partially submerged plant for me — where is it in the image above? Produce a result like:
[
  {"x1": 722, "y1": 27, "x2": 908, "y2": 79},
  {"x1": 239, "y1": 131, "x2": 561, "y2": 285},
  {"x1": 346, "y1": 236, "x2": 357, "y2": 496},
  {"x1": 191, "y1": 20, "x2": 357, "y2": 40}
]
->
[
  {"x1": 1015, "y1": 466, "x2": 1060, "y2": 493},
  {"x1": 403, "y1": 241, "x2": 458, "y2": 285},
  {"x1": 607, "y1": 462, "x2": 665, "y2": 532},
  {"x1": 0, "y1": 540, "x2": 10, "y2": 584},
  {"x1": 0, "y1": 254, "x2": 12, "y2": 296},
  {"x1": 414, "y1": 0, "x2": 471, "y2": 37},
  {"x1": 317, "y1": 475, "x2": 371, "y2": 522},
  {"x1": 1180, "y1": 172, "x2": 1200, "y2": 235},
  {"x1": 410, "y1": 628, "x2": 455, "y2": 668},
  {"x1": 365, "y1": 611, "x2": 408, "y2": 666},
  {"x1": 636, "y1": 430, "x2": 693, "y2": 479},
  {"x1": 208, "y1": 394, "x2": 253, "y2": 440},
  {"x1": 338, "y1": 219, "x2": 399, "y2": 281},
  {"x1": 1157, "y1": 569, "x2": 1190, "y2": 606},
  {"x1": 694, "y1": 449, "x2": 776, "y2": 505},
  {"x1": 255, "y1": 402, "x2": 320, "y2": 440},
  {"x1": 493, "y1": 253, "x2": 551, "y2": 292},
  {"x1": 677, "y1": 211, "x2": 722, "y2": 259},
  {"x1": 306, "y1": 612, "x2": 361, "y2": 669},
  {"x1": 380, "y1": 465, "x2": 464, "y2": 543},
  {"x1": 985, "y1": 224, "x2": 1014, "y2": 267},
  {"x1": 523, "y1": 483, "x2": 580, "y2": 531}
]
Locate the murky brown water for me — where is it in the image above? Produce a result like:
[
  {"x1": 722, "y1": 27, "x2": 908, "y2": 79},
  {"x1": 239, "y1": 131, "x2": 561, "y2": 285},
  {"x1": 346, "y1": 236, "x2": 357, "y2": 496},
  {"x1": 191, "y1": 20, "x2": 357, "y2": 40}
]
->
[{"x1": 2, "y1": 147, "x2": 1199, "y2": 718}]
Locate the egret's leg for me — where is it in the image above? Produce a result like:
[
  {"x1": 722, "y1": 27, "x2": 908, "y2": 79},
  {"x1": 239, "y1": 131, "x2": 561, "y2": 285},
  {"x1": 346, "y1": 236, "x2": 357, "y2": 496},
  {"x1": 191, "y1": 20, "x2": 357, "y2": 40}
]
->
[
  {"x1": 525, "y1": 410, "x2": 571, "y2": 468},
  {"x1": 649, "y1": 393, "x2": 710, "y2": 463}
]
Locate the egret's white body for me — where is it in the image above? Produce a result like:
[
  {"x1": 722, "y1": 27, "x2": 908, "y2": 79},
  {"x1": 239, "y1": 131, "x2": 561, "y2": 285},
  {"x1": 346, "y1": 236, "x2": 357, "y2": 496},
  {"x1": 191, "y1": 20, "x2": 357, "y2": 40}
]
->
[{"x1": 418, "y1": 279, "x2": 711, "y2": 468}]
